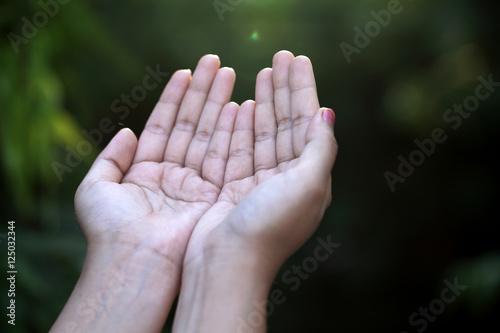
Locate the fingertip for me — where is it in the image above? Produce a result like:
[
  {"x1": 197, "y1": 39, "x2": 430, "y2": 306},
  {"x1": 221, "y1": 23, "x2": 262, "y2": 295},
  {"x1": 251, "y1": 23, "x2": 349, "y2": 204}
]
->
[
  {"x1": 306, "y1": 108, "x2": 336, "y2": 145},
  {"x1": 219, "y1": 66, "x2": 236, "y2": 80},
  {"x1": 110, "y1": 127, "x2": 138, "y2": 153},
  {"x1": 220, "y1": 66, "x2": 235, "y2": 73},
  {"x1": 125, "y1": 127, "x2": 138, "y2": 141},
  {"x1": 200, "y1": 54, "x2": 220, "y2": 66},
  {"x1": 300, "y1": 108, "x2": 338, "y2": 179},
  {"x1": 256, "y1": 69, "x2": 274, "y2": 105},
  {"x1": 120, "y1": 127, "x2": 134, "y2": 134},
  {"x1": 275, "y1": 50, "x2": 295, "y2": 58},
  {"x1": 318, "y1": 108, "x2": 338, "y2": 153},
  {"x1": 235, "y1": 100, "x2": 256, "y2": 125},
  {"x1": 224, "y1": 101, "x2": 240, "y2": 113},
  {"x1": 321, "y1": 108, "x2": 335, "y2": 129},
  {"x1": 88, "y1": 127, "x2": 138, "y2": 184},
  {"x1": 294, "y1": 55, "x2": 311, "y2": 63},
  {"x1": 257, "y1": 67, "x2": 272, "y2": 80},
  {"x1": 273, "y1": 50, "x2": 295, "y2": 65},
  {"x1": 292, "y1": 55, "x2": 313, "y2": 70},
  {"x1": 173, "y1": 69, "x2": 192, "y2": 79},
  {"x1": 203, "y1": 53, "x2": 219, "y2": 59},
  {"x1": 161, "y1": 70, "x2": 191, "y2": 102},
  {"x1": 241, "y1": 99, "x2": 256, "y2": 109}
]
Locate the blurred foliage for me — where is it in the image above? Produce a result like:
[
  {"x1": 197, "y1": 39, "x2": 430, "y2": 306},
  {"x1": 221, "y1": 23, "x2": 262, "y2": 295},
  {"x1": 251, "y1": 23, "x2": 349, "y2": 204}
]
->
[{"x1": 1, "y1": 0, "x2": 499, "y2": 332}]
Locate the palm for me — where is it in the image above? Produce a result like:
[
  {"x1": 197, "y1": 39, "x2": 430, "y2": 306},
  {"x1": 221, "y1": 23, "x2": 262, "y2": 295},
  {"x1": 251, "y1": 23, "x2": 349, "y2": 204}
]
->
[{"x1": 79, "y1": 161, "x2": 220, "y2": 259}]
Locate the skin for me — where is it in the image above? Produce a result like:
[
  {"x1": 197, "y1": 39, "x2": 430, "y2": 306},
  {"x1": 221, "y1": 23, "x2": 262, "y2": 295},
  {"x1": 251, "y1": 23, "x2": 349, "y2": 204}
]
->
[{"x1": 50, "y1": 51, "x2": 337, "y2": 333}]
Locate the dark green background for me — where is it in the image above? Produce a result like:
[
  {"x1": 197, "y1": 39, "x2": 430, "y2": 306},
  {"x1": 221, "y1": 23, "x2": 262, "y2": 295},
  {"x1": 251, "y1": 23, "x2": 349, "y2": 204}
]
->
[{"x1": 1, "y1": 0, "x2": 499, "y2": 332}]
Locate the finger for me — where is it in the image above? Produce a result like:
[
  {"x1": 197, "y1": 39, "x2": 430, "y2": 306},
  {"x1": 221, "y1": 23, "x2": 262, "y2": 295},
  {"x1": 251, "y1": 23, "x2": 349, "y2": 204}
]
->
[
  {"x1": 84, "y1": 128, "x2": 138, "y2": 184},
  {"x1": 133, "y1": 70, "x2": 191, "y2": 163},
  {"x1": 164, "y1": 54, "x2": 221, "y2": 165},
  {"x1": 272, "y1": 50, "x2": 295, "y2": 164},
  {"x1": 254, "y1": 68, "x2": 277, "y2": 172},
  {"x1": 201, "y1": 102, "x2": 239, "y2": 188},
  {"x1": 289, "y1": 56, "x2": 320, "y2": 156},
  {"x1": 185, "y1": 67, "x2": 236, "y2": 173},
  {"x1": 299, "y1": 108, "x2": 337, "y2": 181},
  {"x1": 224, "y1": 100, "x2": 255, "y2": 184}
]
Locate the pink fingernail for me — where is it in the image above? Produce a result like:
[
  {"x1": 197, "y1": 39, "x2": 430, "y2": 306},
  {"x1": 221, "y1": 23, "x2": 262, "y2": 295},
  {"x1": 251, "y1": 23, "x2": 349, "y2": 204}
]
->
[{"x1": 322, "y1": 109, "x2": 335, "y2": 128}]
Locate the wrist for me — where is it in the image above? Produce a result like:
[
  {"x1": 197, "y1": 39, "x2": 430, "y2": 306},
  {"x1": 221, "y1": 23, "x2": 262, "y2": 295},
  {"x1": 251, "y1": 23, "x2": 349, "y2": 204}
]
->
[
  {"x1": 173, "y1": 244, "x2": 281, "y2": 333},
  {"x1": 185, "y1": 224, "x2": 287, "y2": 275},
  {"x1": 51, "y1": 243, "x2": 180, "y2": 333}
]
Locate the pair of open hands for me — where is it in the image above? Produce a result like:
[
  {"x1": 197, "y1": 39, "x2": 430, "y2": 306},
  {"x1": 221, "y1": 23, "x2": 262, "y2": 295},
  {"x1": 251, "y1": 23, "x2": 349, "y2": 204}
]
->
[{"x1": 63, "y1": 50, "x2": 337, "y2": 332}]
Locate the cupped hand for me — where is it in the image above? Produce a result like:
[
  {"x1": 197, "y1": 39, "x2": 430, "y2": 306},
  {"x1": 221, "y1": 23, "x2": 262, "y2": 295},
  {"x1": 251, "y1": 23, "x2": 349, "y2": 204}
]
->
[
  {"x1": 183, "y1": 51, "x2": 338, "y2": 270},
  {"x1": 75, "y1": 55, "x2": 237, "y2": 268}
]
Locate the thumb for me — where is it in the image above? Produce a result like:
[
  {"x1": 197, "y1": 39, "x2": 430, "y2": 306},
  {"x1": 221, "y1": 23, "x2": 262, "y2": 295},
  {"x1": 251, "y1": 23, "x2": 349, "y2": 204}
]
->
[
  {"x1": 84, "y1": 128, "x2": 138, "y2": 184},
  {"x1": 298, "y1": 108, "x2": 338, "y2": 179}
]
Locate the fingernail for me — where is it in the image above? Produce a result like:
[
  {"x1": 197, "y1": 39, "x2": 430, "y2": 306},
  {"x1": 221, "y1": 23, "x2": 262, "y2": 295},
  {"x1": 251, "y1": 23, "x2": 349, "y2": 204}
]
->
[{"x1": 322, "y1": 108, "x2": 335, "y2": 128}]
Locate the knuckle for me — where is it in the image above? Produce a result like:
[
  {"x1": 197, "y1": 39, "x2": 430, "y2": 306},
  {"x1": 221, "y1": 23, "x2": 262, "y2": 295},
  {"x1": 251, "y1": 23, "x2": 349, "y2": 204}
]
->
[
  {"x1": 175, "y1": 118, "x2": 197, "y2": 134},
  {"x1": 194, "y1": 129, "x2": 212, "y2": 142}
]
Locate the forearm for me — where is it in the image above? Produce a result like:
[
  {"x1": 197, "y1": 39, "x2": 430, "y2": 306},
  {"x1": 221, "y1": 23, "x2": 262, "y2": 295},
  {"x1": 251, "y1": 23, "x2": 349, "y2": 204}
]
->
[
  {"x1": 173, "y1": 246, "x2": 280, "y2": 333},
  {"x1": 51, "y1": 243, "x2": 180, "y2": 333}
]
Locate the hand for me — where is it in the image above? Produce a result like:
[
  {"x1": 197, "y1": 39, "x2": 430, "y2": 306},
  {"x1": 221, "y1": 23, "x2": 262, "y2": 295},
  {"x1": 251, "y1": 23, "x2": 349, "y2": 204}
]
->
[
  {"x1": 76, "y1": 55, "x2": 236, "y2": 265},
  {"x1": 52, "y1": 55, "x2": 238, "y2": 333},
  {"x1": 183, "y1": 50, "x2": 337, "y2": 269},
  {"x1": 173, "y1": 51, "x2": 337, "y2": 332}
]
